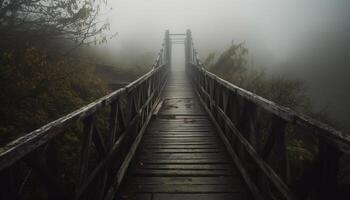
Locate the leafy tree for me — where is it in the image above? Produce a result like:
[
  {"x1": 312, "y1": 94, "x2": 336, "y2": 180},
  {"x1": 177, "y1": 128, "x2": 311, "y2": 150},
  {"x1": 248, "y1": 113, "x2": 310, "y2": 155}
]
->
[
  {"x1": 0, "y1": 0, "x2": 110, "y2": 49},
  {"x1": 0, "y1": 0, "x2": 113, "y2": 145},
  {"x1": 0, "y1": 47, "x2": 110, "y2": 145},
  {"x1": 206, "y1": 42, "x2": 248, "y2": 80},
  {"x1": 205, "y1": 42, "x2": 325, "y2": 173},
  {"x1": 206, "y1": 42, "x2": 310, "y2": 112}
]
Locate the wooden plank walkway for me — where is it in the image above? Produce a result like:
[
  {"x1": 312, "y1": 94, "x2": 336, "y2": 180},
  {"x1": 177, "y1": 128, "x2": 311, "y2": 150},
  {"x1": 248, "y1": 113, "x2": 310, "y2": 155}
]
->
[{"x1": 117, "y1": 71, "x2": 247, "y2": 200}]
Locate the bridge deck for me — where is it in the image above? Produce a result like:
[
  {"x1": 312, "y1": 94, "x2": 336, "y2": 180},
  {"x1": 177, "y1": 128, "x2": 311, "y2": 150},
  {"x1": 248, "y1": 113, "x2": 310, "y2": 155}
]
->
[{"x1": 117, "y1": 71, "x2": 246, "y2": 200}]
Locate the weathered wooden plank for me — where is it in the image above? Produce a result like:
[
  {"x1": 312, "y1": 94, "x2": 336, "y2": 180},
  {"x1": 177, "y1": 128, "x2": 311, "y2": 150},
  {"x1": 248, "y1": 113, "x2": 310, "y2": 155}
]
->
[
  {"x1": 150, "y1": 125, "x2": 214, "y2": 128},
  {"x1": 116, "y1": 60, "x2": 245, "y2": 199},
  {"x1": 195, "y1": 88, "x2": 264, "y2": 200},
  {"x1": 136, "y1": 159, "x2": 232, "y2": 164},
  {"x1": 157, "y1": 115, "x2": 209, "y2": 119},
  {"x1": 144, "y1": 143, "x2": 220, "y2": 147},
  {"x1": 156, "y1": 118, "x2": 210, "y2": 122},
  {"x1": 116, "y1": 193, "x2": 152, "y2": 200},
  {"x1": 136, "y1": 164, "x2": 234, "y2": 170},
  {"x1": 143, "y1": 145, "x2": 221, "y2": 149},
  {"x1": 133, "y1": 169, "x2": 236, "y2": 176},
  {"x1": 145, "y1": 134, "x2": 217, "y2": 137},
  {"x1": 152, "y1": 193, "x2": 244, "y2": 200},
  {"x1": 142, "y1": 141, "x2": 219, "y2": 145},
  {"x1": 149, "y1": 127, "x2": 216, "y2": 131},
  {"x1": 139, "y1": 154, "x2": 229, "y2": 160},
  {"x1": 143, "y1": 138, "x2": 219, "y2": 142},
  {"x1": 0, "y1": 32, "x2": 173, "y2": 200},
  {"x1": 155, "y1": 118, "x2": 210, "y2": 122},
  {"x1": 143, "y1": 149, "x2": 223, "y2": 153},
  {"x1": 125, "y1": 184, "x2": 240, "y2": 193},
  {"x1": 103, "y1": 36, "x2": 171, "y2": 200},
  {"x1": 127, "y1": 176, "x2": 238, "y2": 185},
  {"x1": 147, "y1": 130, "x2": 215, "y2": 134},
  {"x1": 145, "y1": 133, "x2": 216, "y2": 137}
]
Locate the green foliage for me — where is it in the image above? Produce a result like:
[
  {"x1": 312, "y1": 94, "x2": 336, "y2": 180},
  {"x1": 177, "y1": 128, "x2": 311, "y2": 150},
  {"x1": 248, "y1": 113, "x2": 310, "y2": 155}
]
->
[
  {"x1": 96, "y1": 51, "x2": 156, "y2": 84},
  {"x1": 0, "y1": 33, "x2": 153, "y2": 199},
  {"x1": 206, "y1": 42, "x2": 248, "y2": 79},
  {"x1": 0, "y1": 0, "x2": 113, "y2": 145},
  {"x1": 235, "y1": 70, "x2": 312, "y2": 113},
  {"x1": 0, "y1": 47, "x2": 109, "y2": 145},
  {"x1": 206, "y1": 42, "x2": 311, "y2": 112},
  {"x1": 205, "y1": 42, "x2": 333, "y2": 181},
  {"x1": 204, "y1": 52, "x2": 216, "y2": 66}
]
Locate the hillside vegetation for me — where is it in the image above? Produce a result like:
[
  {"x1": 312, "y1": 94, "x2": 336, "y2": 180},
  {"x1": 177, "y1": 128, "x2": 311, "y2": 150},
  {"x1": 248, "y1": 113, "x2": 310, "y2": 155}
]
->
[
  {"x1": 204, "y1": 42, "x2": 339, "y2": 185},
  {"x1": 0, "y1": 0, "x2": 155, "y2": 146},
  {"x1": 204, "y1": 42, "x2": 335, "y2": 124}
]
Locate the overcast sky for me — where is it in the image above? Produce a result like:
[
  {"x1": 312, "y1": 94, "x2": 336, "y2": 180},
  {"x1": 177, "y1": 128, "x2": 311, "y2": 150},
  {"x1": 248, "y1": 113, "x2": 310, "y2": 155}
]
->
[{"x1": 100, "y1": 0, "x2": 349, "y2": 65}]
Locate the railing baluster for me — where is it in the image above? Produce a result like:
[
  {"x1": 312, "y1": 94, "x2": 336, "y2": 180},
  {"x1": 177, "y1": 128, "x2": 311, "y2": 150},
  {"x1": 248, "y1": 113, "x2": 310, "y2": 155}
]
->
[
  {"x1": 272, "y1": 117, "x2": 289, "y2": 183},
  {"x1": 108, "y1": 101, "x2": 118, "y2": 149},
  {"x1": 316, "y1": 139, "x2": 342, "y2": 199},
  {"x1": 0, "y1": 165, "x2": 20, "y2": 199},
  {"x1": 26, "y1": 146, "x2": 64, "y2": 200},
  {"x1": 2, "y1": 30, "x2": 349, "y2": 200},
  {"x1": 93, "y1": 126, "x2": 107, "y2": 158},
  {"x1": 0, "y1": 31, "x2": 170, "y2": 200},
  {"x1": 77, "y1": 115, "x2": 94, "y2": 193},
  {"x1": 186, "y1": 31, "x2": 349, "y2": 200}
]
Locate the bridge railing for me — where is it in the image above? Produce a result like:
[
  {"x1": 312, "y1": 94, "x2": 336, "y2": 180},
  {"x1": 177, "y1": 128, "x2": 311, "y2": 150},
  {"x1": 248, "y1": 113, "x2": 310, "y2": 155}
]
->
[
  {"x1": 0, "y1": 31, "x2": 171, "y2": 200},
  {"x1": 185, "y1": 30, "x2": 350, "y2": 200}
]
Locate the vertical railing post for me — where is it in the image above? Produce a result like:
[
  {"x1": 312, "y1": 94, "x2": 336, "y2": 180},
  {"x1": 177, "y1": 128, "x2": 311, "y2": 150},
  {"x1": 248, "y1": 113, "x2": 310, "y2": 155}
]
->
[
  {"x1": 185, "y1": 29, "x2": 192, "y2": 71},
  {"x1": 164, "y1": 30, "x2": 171, "y2": 68}
]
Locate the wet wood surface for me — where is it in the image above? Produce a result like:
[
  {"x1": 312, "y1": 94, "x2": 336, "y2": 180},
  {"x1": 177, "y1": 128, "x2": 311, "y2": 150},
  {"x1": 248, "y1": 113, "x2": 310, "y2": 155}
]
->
[{"x1": 117, "y1": 71, "x2": 246, "y2": 200}]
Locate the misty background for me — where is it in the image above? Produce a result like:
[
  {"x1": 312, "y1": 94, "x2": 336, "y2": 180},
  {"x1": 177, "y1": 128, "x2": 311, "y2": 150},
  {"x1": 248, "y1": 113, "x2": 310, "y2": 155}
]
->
[{"x1": 95, "y1": 0, "x2": 350, "y2": 132}]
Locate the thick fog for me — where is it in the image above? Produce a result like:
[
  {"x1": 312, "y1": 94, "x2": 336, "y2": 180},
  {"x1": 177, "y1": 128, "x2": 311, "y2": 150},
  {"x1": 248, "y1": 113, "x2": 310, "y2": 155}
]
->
[{"x1": 98, "y1": 0, "x2": 350, "y2": 131}]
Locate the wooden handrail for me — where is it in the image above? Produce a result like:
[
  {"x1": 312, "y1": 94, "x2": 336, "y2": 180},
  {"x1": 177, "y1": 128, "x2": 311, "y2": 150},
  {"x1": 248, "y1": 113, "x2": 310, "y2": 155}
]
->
[
  {"x1": 196, "y1": 65, "x2": 350, "y2": 150},
  {"x1": 0, "y1": 31, "x2": 171, "y2": 200},
  {"x1": 0, "y1": 88, "x2": 125, "y2": 170},
  {"x1": 186, "y1": 29, "x2": 350, "y2": 200}
]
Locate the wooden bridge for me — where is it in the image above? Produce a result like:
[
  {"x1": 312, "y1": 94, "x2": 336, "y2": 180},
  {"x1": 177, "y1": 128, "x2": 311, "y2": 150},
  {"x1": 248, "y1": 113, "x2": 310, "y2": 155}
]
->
[{"x1": 0, "y1": 30, "x2": 349, "y2": 200}]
